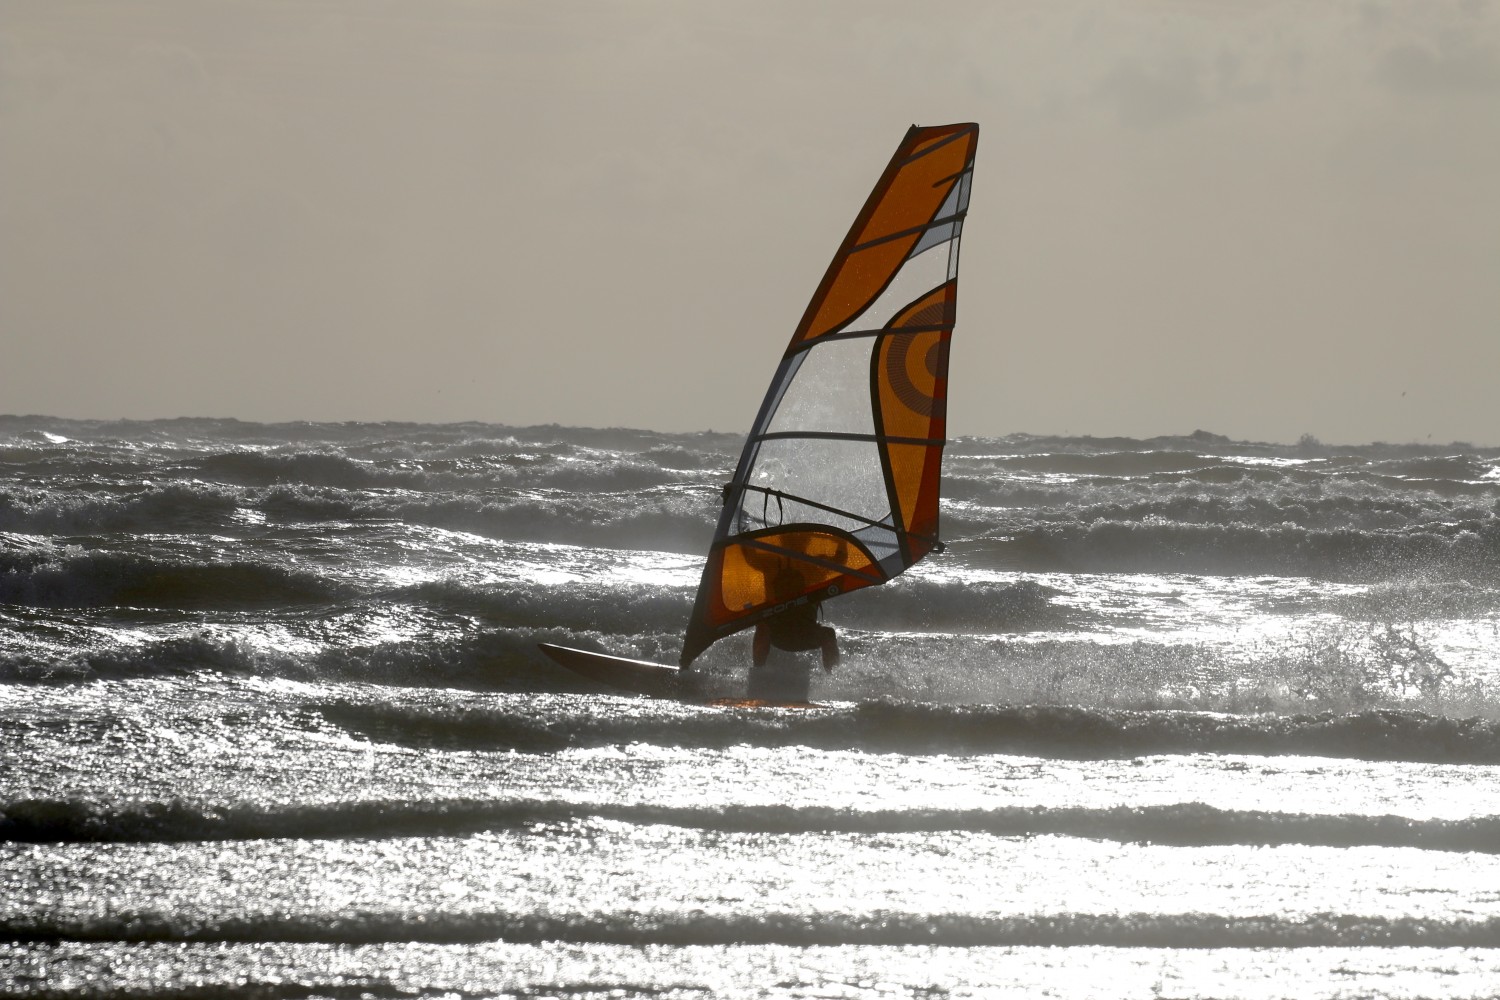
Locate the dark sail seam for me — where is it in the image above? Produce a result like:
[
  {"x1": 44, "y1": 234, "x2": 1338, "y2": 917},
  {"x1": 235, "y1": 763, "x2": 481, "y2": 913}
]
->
[
  {"x1": 753, "y1": 430, "x2": 944, "y2": 447},
  {"x1": 735, "y1": 537, "x2": 886, "y2": 584},
  {"x1": 847, "y1": 212, "x2": 967, "y2": 254},
  {"x1": 789, "y1": 324, "x2": 953, "y2": 355}
]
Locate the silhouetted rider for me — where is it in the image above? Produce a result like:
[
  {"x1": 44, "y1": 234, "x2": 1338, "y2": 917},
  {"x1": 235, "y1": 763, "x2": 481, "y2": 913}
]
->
[
  {"x1": 750, "y1": 558, "x2": 839, "y2": 672},
  {"x1": 752, "y1": 600, "x2": 839, "y2": 672}
]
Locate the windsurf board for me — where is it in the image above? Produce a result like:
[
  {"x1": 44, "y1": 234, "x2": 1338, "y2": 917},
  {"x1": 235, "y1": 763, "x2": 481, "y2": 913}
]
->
[{"x1": 537, "y1": 642, "x2": 692, "y2": 699}]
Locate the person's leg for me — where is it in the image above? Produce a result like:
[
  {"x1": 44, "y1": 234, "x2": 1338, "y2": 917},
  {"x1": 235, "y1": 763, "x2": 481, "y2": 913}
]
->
[{"x1": 819, "y1": 626, "x2": 839, "y2": 671}]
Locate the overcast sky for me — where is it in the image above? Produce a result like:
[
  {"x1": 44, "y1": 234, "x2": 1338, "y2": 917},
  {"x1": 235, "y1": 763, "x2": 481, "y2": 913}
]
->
[{"x1": 3, "y1": 0, "x2": 1497, "y2": 443}]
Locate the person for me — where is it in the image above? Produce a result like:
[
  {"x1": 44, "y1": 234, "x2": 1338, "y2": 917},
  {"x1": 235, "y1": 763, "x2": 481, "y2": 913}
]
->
[
  {"x1": 746, "y1": 598, "x2": 837, "y2": 702},
  {"x1": 740, "y1": 546, "x2": 841, "y2": 700},
  {"x1": 752, "y1": 600, "x2": 839, "y2": 672}
]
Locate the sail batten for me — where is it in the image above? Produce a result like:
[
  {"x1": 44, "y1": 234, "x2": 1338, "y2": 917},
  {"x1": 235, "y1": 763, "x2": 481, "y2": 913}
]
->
[
  {"x1": 848, "y1": 212, "x2": 968, "y2": 254},
  {"x1": 753, "y1": 431, "x2": 946, "y2": 446},
  {"x1": 737, "y1": 536, "x2": 888, "y2": 584},
  {"x1": 680, "y1": 123, "x2": 978, "y2": 667},
  {"x1": 786, "y1": 324, "x2": 953, "y2": 347}
]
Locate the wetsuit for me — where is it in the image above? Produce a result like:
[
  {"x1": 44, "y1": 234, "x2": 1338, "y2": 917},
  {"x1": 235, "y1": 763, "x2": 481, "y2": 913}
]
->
[{"x1": 752, "y1": 601, "x2": 839, "y2": 671}]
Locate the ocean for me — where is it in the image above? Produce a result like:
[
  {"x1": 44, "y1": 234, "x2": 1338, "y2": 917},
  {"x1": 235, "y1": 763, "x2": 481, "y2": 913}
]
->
[{"x1": 3, "y1": 414, "x2": 1500, "y2": 999}]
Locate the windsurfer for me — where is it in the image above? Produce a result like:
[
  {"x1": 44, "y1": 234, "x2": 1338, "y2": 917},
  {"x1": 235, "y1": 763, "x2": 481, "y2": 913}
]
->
[
  {"x1": 749, "y1": 556, "x2": 839, "y2": 673},
  {"x1": 753, "y1": 601, "x2": 839, "y2": 672},
  {"x1": 671, "y1": 124, "x2": 978, "y2": 678}
]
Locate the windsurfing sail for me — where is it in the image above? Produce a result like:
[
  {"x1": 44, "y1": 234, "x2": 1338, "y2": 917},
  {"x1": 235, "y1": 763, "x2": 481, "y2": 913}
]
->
[{"x1": 680, "y1": 122, "x2": 979, "y2": 667}]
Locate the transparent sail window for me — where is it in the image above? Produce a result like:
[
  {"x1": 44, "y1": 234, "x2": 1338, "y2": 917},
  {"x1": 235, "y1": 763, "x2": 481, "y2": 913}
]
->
[
  {"x1": 840, "y1": 240, "x2": 953, "y2": 334},
  {"x1": 739, "y1": 436, "x2": 891, "y2": 534},
  {"x1": 764, "y1": 338, "x2": 878, "y2": 438}
]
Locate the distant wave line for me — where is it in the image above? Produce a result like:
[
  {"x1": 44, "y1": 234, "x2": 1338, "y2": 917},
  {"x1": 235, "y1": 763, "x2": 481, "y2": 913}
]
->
[
  {"x1": 7, "y1": 910, "x2": 1500, "y2": 948},
  {"x1": 319, "y1": 701, "x2": 1500, "y2": 764},
  {"x1": 5, "y1": 797, "x2": 1499, "y2": 853}
]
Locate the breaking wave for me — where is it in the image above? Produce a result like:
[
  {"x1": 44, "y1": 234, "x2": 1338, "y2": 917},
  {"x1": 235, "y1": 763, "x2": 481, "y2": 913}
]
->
[
  {"x1": 967, "y1": 517, "x2": 1500, "y2": 581},
  {"x1": 0, "y1": 628, "x2": 603, "y2": 688},
  {"x1": 0, "y1": 546, "x2": 348, "y2": 610}
]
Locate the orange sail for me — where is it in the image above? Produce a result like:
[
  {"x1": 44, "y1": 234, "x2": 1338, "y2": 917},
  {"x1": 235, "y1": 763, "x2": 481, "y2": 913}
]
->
[{"x1": 680, "y1": 123, "x2": 979, "y2": 667}]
